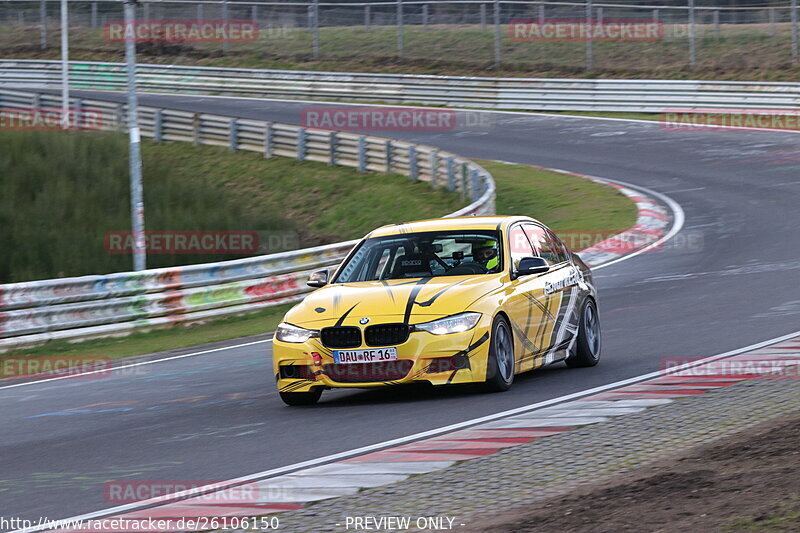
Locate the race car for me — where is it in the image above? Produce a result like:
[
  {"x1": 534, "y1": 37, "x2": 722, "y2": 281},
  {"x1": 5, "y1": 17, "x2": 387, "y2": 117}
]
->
[{"x1": 273, "y1": 216, "x2": 600, "y2": 405}]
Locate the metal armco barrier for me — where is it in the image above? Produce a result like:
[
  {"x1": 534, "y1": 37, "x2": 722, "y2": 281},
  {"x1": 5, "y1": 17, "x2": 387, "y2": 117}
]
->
[
  {"x1": 2, "y1": 60, "x2": 799, "y2": 112},
  {"x1": 0, "y1": 88, "x2": 495, "y2": 351}
]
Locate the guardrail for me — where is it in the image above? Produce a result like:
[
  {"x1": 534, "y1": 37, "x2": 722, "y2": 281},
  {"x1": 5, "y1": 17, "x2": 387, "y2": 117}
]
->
[
  {"x1": 0, "y1": 88, "x2": 495, "y2": 351},
  {"x1": 2, "y1": 60, "x2": 799, "y2": 112}
]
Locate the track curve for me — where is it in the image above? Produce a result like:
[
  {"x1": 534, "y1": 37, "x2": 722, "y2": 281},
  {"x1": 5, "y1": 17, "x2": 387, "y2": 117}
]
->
[{"x1": 2, "y1": 92, "x2": 800, "y2": 526}]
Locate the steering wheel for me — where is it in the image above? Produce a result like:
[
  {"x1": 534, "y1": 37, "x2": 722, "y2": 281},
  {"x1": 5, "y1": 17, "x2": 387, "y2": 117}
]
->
[{"x1": 446, "y1": 262, "x2": 487, "y2": 275}]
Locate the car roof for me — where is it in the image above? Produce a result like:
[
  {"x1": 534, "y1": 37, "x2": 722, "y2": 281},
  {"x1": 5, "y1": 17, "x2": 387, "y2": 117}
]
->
[{"x1": 366, "y1": 216, "x2": 542, "y2": 238}]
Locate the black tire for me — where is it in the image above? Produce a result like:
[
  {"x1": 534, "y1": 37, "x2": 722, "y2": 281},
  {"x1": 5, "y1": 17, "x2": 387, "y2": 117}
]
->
[
  {"x1": 566, "y1": 298, "x2": 601, "y2": 368},
  {"x1": 279, "y1": 387, "x2": 323, "y2": 406},
  {"x1": 484, "y1": 315, "x2": 515, "y2": 392}
]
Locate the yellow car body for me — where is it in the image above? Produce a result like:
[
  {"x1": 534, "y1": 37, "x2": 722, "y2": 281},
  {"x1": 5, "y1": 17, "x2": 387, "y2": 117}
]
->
[{"x1": 273, "y1": 216, "x2": 599, "y2": 405}]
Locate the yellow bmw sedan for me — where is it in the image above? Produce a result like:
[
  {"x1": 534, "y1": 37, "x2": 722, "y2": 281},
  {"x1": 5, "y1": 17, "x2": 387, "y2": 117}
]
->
[{"x1": 273, "y1": 216, "x2": 600, "y2": 405}]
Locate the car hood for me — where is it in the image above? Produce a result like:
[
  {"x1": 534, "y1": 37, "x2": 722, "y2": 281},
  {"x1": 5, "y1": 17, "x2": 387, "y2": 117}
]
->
[{"x1": 284, "y1": 275, "x2": 503, "y2": 328}]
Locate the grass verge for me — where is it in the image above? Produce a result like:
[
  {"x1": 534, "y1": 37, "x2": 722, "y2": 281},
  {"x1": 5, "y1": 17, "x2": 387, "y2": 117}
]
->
[
  {"x1": 1, "y1": 160, "x2": 637, "y2": 369},
  {"x1": 0, "y1": 131, "x2": 462, "y2": 282},
  {"x1": 2, "y1": 23, "x2": 800, "y2": 81}
]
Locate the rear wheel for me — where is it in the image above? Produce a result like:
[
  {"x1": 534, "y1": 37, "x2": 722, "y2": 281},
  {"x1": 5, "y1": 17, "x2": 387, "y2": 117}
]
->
[
  {"x1": 279, "y1": 387, "x2": 323, "y2": 406},
  {"x1": 485, "y1": 315, "x2": 515, "y2": 392},
  {"x1": 566, "y1": 299, "x2": 601, "y2": 368}
]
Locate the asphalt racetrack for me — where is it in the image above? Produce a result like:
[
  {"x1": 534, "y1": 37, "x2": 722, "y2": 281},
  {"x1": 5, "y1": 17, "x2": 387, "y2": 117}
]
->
[{"x1": 2, "y1": 92, "x2": 800, "y2": 526}]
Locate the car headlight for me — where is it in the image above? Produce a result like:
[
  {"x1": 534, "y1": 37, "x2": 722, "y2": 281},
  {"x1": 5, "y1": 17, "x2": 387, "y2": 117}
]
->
[
  {"x1": 275, "y1": 322, "x2": 318, "y2": 343},
  {"x1": 414, "y1": 312, "x2": 482, "y2": 335}
]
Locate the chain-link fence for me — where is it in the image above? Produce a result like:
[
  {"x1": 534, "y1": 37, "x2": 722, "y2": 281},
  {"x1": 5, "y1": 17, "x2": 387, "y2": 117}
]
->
[{"x1": 1, "y1": 1, "x2": 798, "y2": 74}]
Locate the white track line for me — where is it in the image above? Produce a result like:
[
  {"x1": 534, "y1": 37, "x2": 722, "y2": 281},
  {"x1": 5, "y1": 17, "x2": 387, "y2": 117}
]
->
[
  {"x1": 579, "y1": 175, "x2": 685, "y2": 271},
  {"x1": 0, "y1": 339, "x2": 271, "y2": 391},
  {"x1": 16, "y1": 327, "x2": 800, "y2": 533}
]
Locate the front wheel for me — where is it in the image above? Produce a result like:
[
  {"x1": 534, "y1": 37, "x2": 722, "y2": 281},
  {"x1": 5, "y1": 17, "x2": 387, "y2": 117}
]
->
[
  {"x1": 566, "y1": 298, "x2": 601, "y2": 368},
  {"x1": 484, "y1": 315, "x2": 515, "y2": 392},
  {"x1": 279, "y1": 387, "x2": 323, "y2": 406}
]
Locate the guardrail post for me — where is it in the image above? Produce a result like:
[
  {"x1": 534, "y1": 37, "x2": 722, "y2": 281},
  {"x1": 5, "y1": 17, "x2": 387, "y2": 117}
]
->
[
  {"x1": 222, "y1": 0, "x2": 230, "y2": 56},
  {"x1": 116, "y1": 103, "x2": 125, "y2": 132},
  {"x1": 430, "y1": 150, "x2": 439, "y2": 188},
  {"x1": 144, "y1": 3, "x2": 150, "y2": 22},
  {"x1": 480, "y1": 4, "x2": 486, "y2": 31},
  {"x1": 32, "y1": 92, "x2": 41, "y2": 111},
  {"x1": 193, "y1": 113, "x2": 201, "y2": 145},
  {"x1": 792, "y1": 0, "x2": 799, "y2": 63},
  {"x1": 229, "y1": 118, "x2": 239, "y2": 151},
  {"x1": 446, "y1": 157, "x2": 455, "y2": 191},
  {"x1": 493, "y1": 0, "x2": 501, "y2": 68},
  {"x1": 197, "y1": 4, "x2": 203, "y2": 21},
  {"x1": 461, "y1": 162, "x2": 469, "y2": 201},
  {"x1": 91, "y1": 3, "x2": 98, "y2": 29},
  {"x1": 252, "y1": 5, "x2": 258, "y2": 23},
  {"x1": 409, "y1": 146, "x2": 419, "y2": 181},
  {"x1": 153, "y1": 109, "x2": 163, "y2": 142},
  {"x1": 713, "y1": 10, "x2": 720, "y2": 40},
  {"x1": 423, "y1": 4, "x2": 428, "y2": 31},
  {"x1": 586, "y1": 0, "x2": 593, "y2": 71},
  {"x1": 652, "y1": 9, "x2": 659, "y2": 24},
  {"x1": 73, "y1": 98, "x2": 83, "y2": 130},
  {"x1": 329, "y1": 131, "x2": 337, "y2": 166},
  {"x1": 385, "y1": 140, "x2": 393, "y2": 172},
  {"x1": 312, "y1": 0, "x2": 320, "y2": 60},
  {"x1": 471, "y1": 169, "x2": 480, "y2": 202},
  {"x1": 297, "y1": 127, "x2": 307, "y2": 161},
  {"x1": 597, "y1": 7, "x2": 603, "y2": 25},
  {"x1": 397, "y1": 0, "x2": 404, "y2": 59},
  {"x1": 538, "y1": 3, "x2": 545, "y2": 25},
  {"x1": 769, "y1": 8, "x2": 777, "y2": 39},
  {"x1": 365, "y1": 4, "x2": 371, "y2": 31},
  {"x1": 264, "y1": 122, "x2": 274, "y2": 158},
  {"x1": 358, "y1": 136, "x2": 367, "y2": 172},
  {"x1": 688, "y1": 0, "x2": 697, "y2": 68},
  {"x1": 39, "y1": 0, "x2": 47, "y2": 49}
]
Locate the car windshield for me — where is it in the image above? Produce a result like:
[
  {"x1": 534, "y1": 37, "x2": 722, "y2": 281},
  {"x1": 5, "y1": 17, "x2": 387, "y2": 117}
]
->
[{"x1": 334, "y1": 230, "x2": 503, "y2": 282}]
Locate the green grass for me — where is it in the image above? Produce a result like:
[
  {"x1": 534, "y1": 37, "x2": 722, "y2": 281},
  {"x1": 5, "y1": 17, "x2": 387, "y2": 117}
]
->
[
  {"x1": 2, "y1": 22, "x2": 800, "y2": 81},
  {"x1": 1, "y1": 159, "x2": 637, "y2": 366},
  {"x1": 0, "y1": 131, "x2": 462, "y2": 282},
  {"x1": 481, "y1": 159, "x2": 637, "y2": 238},
  {"x1": 724, "y1": 497, "x2": 800, "y2": 532}
]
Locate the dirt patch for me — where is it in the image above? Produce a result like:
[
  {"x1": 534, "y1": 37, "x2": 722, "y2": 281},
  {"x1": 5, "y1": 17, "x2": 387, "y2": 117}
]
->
[{"x1": 465, "y1": 411, "x2": 800, "y2": 533}]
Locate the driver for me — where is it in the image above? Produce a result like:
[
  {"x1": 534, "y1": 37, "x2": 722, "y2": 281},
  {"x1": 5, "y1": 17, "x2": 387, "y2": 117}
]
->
[{"x1": 472, "y1": 239, "x2": 499, "y2": 271}]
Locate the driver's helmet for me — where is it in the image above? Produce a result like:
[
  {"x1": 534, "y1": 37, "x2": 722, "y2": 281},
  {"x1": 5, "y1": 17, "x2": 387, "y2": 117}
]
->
[{"x1": 472, "y1": 239, "x2": 499, "y2": 270}]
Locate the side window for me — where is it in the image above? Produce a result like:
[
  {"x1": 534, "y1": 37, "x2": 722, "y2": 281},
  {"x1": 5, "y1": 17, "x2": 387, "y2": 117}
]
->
[
  {"x1": 507, "y1": 224, "x2": 536, "y2": 270},
  {"x1": 546, "y1": 229, "x2": 570, "y2": 264},
  {"x1": 523, "y1": 224, "x2": 567, "y2": 266}
]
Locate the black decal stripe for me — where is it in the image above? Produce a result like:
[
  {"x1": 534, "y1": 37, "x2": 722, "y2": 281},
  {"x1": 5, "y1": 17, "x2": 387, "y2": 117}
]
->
[
  {"x1": 334, "y1": 303, "x2": 359, "y2": 327},
  {"x1": 379, "y1": 280, "x2": 396, "y2": 303},
  {"x1": 403, "y1": 277, "x2": 433, "y2": 323},
  {"x1": 417, "y1": 279, "x2": 469, "y2": 307}
]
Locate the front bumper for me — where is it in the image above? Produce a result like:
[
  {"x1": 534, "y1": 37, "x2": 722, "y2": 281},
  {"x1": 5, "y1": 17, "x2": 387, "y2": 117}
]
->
[{"x1": 273, "y1": 327, "x2": 491, "y2": 392}]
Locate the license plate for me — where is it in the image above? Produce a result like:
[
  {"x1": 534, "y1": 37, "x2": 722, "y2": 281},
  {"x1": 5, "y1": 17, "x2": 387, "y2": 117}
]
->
[{"x1": 333, "y1": 347, "x2": 398, "y2": 364}]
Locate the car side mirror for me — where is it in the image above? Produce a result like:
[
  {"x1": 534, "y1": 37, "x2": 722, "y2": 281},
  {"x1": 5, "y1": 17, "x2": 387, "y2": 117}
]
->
[
  {"x1": 307, "y1": 269, "x2": 329, "y2": 288},
  {"x1": 513, "y1": 256, "x2": 550, "y2": 279}
]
